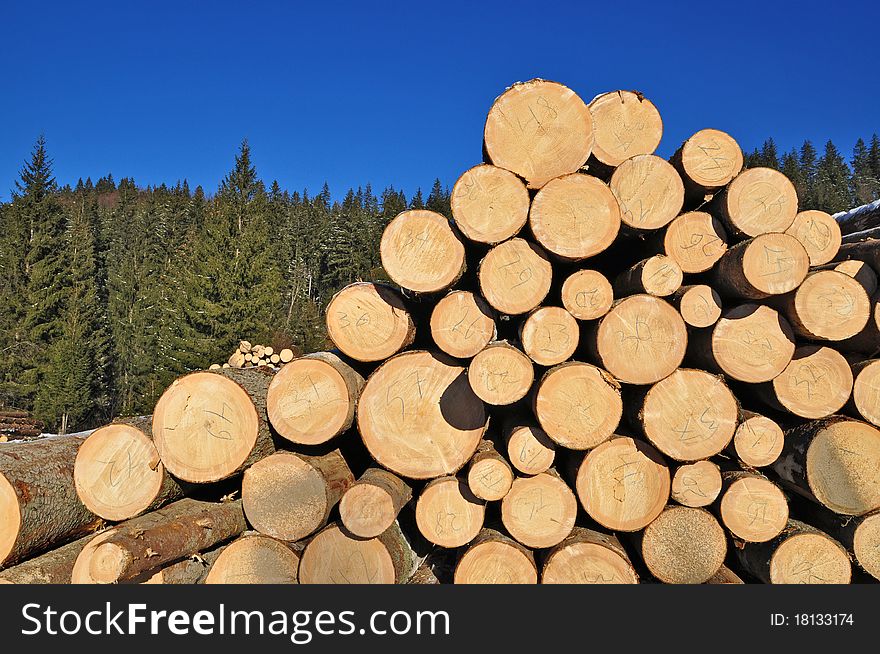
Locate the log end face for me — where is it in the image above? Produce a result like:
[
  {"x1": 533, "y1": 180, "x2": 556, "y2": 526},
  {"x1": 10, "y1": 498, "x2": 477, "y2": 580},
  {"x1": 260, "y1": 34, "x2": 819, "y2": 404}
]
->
[
  {"x1": 786, "y1": 210, "x2": 842, "y2": 266},
  {"x1": 719, "y1": 477, "x2": 789, "y2": 543},
  {"x1": 501, "y1": 473, "x2": 576, "y2": 549},
  {"x1": 542, "y1": 541, "x2": 639, "y2": 584},
  {"x1": 853, "y1": 360, "x2": 880, "y2": 427},
  {"x1": 467, "y1": 458, "x2": 513, "y2": 502},
  {"x1": 0, "y1": 472, "x2": 22, "y2": 567},
  {"x1": 326, "y1": 283, "x2": 413, "y2": 362},
  {"x1": 671, "y1": 461, "x2": 722, "y2": 508},
  {"x1": 725, "y1": 167, "x2": 799, "y2": 236},
  {"x1": 339, "y1": 484, "x2": 395, "y2": 539},
  {"x1": 680, "y1": 129, "x2": 743, "y2": 189},
  {"x1": 454, "y1": 540, "x2": 537, "y2": 584},
  {"x1": 642, "y1": 506, "x2": 727, "y2": 584},
  {"x1": 204, "y1": 535, "x2": 299, "y2": 584},
  {"x1": 711, "y1": 304, "x2": 796, "y2": 382},
  {"x1": 853, "y1": 513, "x2": 880, "y2": 581},
  {"x1": 589, "y1": 90, "x2": 663, "y2": 168},
  {"x1": 415, "y1": 477, "x2": 485, "y2": 548},
  {"x1": 806, "y1": 420, "x2": 880, "y2": 515},
  {"x1": 561, "y1": 269, "x2": 613, "y2": 320},
  {"x1": 610, "y1": 154, "x2": 684, "y2": 231},
  {"x1": 88, "y1": 542, "x2": 130, "y2": 585},
  {"x1": 770, "y1": 532, "x2": 851, "y2": 584},
  {"x1": 450, "y1": 164, "x2": 530, "y2": 244},
  {"x1": 468, "y1": 343, "x2": 534, "y2": 406}
]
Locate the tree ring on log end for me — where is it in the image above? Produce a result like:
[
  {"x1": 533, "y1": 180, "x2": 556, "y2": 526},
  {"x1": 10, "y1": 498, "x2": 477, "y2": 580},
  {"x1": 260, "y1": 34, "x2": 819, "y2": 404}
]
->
[{"x1": 805, "y1": 420, "x2": 880, "y2": 515}]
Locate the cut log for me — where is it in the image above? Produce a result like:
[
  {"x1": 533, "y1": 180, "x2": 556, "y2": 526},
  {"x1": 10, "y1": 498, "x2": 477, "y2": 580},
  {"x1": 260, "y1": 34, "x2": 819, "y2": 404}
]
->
[
  {"x1": 542, "y1": 526, "x2": 639, "y2": 584},
  {"x1": 670, "y1": 460, "x2": 722, "y2": 508},
  {"x1": 533, "y1": 362, "x2": 623, "y2": 450},
  {"x1": 560, "y1": 269, "x2": 613, "y2": 320},
  {"x1": 712, "y1": 233, "x2": 810, "y2": 299},
  {"x1": 609, "y1": 154, "x2": 684, "y2": 231},
  {"x1": 270, "y1": 353, "x2": 280, "y2": 364},
  {"x1": 467, "y1": 341, "x2": 534, "y2": 406},
  {"x1": 589, "y1": 294, "x2": 688, "y2": 385},
  {"x1": 503, "y1": 423, "x2": 555, "y2": 475},
  {"x1": 660, "y1": 211, "x2": 728, "y2": 273},
  {"x1": 152, "y1": 368, "x2": 276, "y2": 483},
  {"x1": 466, "y1": 440, "x2": 514, "y2": 502},
  {"x1": 736, "y1": 520, "x2": 851, "y2": 584},
  {"x1": 588, "y1": 90, "x2": 663, "y2": 169},
  {"x1": 718, "y1": 471, "x2": 789, "y2": 543},
  {"x1": 827, "y1": 258, "x2": 878, "y2": 295},
  {"x1": 483, "y1": 79, "x2": 593, "y2": 189},
  {"x1": 839, "y1": 294, "x2": 880, "y2": 355},
  {"x1": 144, "y1": 546, "x2": 226, "y2": 584},
  {"x1": 325, "y1": 282, "x2": 415, "y2": 362},
  {"x1": 519, "y1": 306, "x2": 579, "y2": 366},
  {"x1": 706, "y1": 565, "x2": 745, "y2": 585},
  {"x1": 773, "y1": 417, "x2": 880, "y2": 516},
  {"x1": 299, "y1": 521, "x2": 416, "y2": 584},
  {"x1": 785, "y1": 210, "x2": 842, "y2": 266},
  {"x1": 834, "y1": 238, "x2": 880, "y2": 273},
  {"x1": 279, "y1": 348, "x2": 295, "y2": 363},
  {"x1": 429, "y1": 290, "x2": 496, "y2": 359},
  {"x1": 528, "y1": 172, "x2": 621, "y2": 260},
  {"x1": 239, "y1": 340, "x2": 252, "y2": 353},
  {"x1": 574, "y1": 436, "x2": 670, "y2": 531},
  {"x1": 74, "y1": 417, "x2": 183, "y2": 522},
  {"x1": 670, "y1": 284, "x2": 722, "y2": 328},
  {"x1": 500, "y1": 471, "x2": 577, "y2": 549},
  {"x1": 730, "y1": 411, "x2": 785, "y2": 468},
  {"x1": 689, "y1": 303, "x2": 795, "y2": 383},
  {"x1": 242, "y1": 450, "x2": 354, "y2": 541},
  {"x1": 414, "y1": 476, "x2": 485, "y2": 548},
  {"x1": 634, "y1": 368, "x2": 738, "y2": 461},
  {"x1": 379, "y1": 209, "x2": 466, "y2": 293},
  {"x1": 78, "y1": 499, "x2": 247, "y2": 584},
  {"x1": 0, "y1": 530, "x2": 105, "y2": 584},
  {"x1": 0, "y1": 435, "x2": 102, "y2": 568},
  {"x1": 266, "y1": 351, "x2": 365, "y2": 445},
  {"x1": 670, "y1": 129, "x2": 744, "y2": 205},
  {"x1": 450, "y1": 163, "x2": 530, "y2": 245},
  {"x1": 454, "y1": 528, "x2": 537, "y2": 584},
  {"x1": 478, "y1": 238, "x2": 553, "y2": 315},
  {"x1": 228, "y1": 351, "x2": 245, "y2": 368},
  {"x1": 204, "y1": 534, "x2": 300, "y2": 584},
  {"x1": 804, "y1": 510, "x2": 880, "y2": 581},
  {"x1": 773, "y1": 270, "x2": 870, "y2": 341},
  {"x1": 339, "y1": 468, "x2": 412, "y2": 538},
  {"x1": 765, "y1": 346, "x2": 853, "y2": 419},
  {"x1": 710, "y1": 167, "x2": 798, "y2": 238},
  {"x1": 613, "y1": 255, "x2": 683, "y2": 297},
  {"x1": 848, "y1": 359, "x2": 880, "y2": 427},
  {"x1": 640, "y1": 506, "x2": 727, "y2": 584},
  {"x1": 357, "y1": 350, "x2": 487, "y2": 479}
]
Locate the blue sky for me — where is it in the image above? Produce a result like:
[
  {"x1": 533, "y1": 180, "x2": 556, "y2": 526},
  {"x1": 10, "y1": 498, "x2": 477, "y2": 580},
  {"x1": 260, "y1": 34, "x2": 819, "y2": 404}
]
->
[{"x1": 1, "y1": 0, "x2": 877, "y2": 201}]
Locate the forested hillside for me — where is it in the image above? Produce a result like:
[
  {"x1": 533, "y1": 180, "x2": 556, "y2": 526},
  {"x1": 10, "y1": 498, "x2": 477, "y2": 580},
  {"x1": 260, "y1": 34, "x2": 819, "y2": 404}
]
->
[{"x1": 0, "y1": 134, "x2": 877, "y2": 433}]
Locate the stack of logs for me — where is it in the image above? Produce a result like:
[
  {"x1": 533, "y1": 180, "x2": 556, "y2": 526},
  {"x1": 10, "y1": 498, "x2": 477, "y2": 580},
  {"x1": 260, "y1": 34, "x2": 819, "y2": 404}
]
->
[
  {"x1": 0, "y1": 410, "x2": 45, "y2": 442},
  {"x1": 2, "y1": 79, "x2": 880, "y2": 585},
  {"x1": 211, "y1": 341, "x2": 300, "y2": 372}
]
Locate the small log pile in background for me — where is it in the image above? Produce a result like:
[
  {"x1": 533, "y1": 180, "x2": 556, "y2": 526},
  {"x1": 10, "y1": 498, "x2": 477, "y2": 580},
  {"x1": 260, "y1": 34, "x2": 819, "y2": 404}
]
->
[
  {"x1": 2, "y1": 79, "x2": 880, "y2": 585},
  {"x1": 0, "y1": 410, "x2": 45, "y2": 442},
  {"x1": 209, "y1": 340, "x2": 301, "y2": 372}
]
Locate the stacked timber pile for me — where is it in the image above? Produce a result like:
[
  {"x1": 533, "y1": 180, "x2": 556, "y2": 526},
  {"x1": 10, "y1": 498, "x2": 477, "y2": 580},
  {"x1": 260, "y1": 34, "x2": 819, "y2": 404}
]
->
[
  {"x1": 0, "y1": 410, "x2": 45, "y2": 442},
  {"x1": 835, "y1": 199, "x2": 880, "y2": 242},
  {"x1": 210, "y1": 340, "x2": 301, "y2": 371},
  {"x1": 2, "y1": 79, "x2": 880, "y2": 585}
]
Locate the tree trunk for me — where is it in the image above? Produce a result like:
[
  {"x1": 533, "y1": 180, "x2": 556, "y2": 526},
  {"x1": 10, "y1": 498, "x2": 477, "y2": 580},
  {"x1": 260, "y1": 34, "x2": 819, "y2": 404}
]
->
[
  {"x1": 242, "y1": 450, "x2": 353, "y2": 542},
  {"x1": 670, "y1": 460, "x2": 722, "y2": 508},
  {"x1": 204, "y1": 533, "x2": 300, "y2": 584},
  {"x1": 834, "y1": 238, "x2": 880, "y2": 273},
  {"x1": 478, "y1": 238, "x2": 553, "y2": 315},
  {"x1": 325, "y1": 282, "x2": 416, "y2": 362},
  {"x1": 707, "y1": 167, "x2": 798, "y2": 239},
  {"x1": 717, "y1": 471, "x2": 789, "y2": 543},
  {"x1": 500, "y1": 469, "x2": 576, "y2": 549},
  {"x1": 542, "y1": 526, "x2": 639, "y2": 584},
  {"x1": 528, "y1": 172, "x2": 621, "y2": 260},
  {"x1": 823, "y1": 258, "x2": 878, "y2": 295},
  {"x1": 450, "y1": 163, "x2": 530, "y2": 245},
  {"x1": 729, "y1": 411, "x2": 784, "y2": 468},
  {"x1": 629, "y1": 368, "x2": 738, "y2": 462},
  {"x1": 736, "y1": 519, "x2": 851, "y2": 584},
  {"x1": 74, "y1": 416, "x2": 184, "y2": 522},
  {"x1": 784, "y1": 209, "x2": 841, "y2": 266},
  {"x1": 298, "y1": 521, "x2": 416, "y2": 584},
  {"x1": 669, "y1": 129, "x2": 743, "y2": 207},
  {"x1": 533, "y1": 361, "x2": 623, "y2": 450},
  {"x1": 454, "y1": 527, "x2": 537, "y2": 584},
  {"x1": 773, "y1": 417, "x2": 880, "y2": 516},
  {"x1": 640, "y1": 506, "x2": 727, "y2": 584},
  {"x1": 847, "y1": 359, "x2": 880, "y2": 427},
  {"x1": 518, "y1": 306, "x2": 579, "y2": 366},
  {"x1": 266, "y1": 351, "x2": 365, "y2": 445},
  {"x1": 483, "y1": 79, "x2": 593, "y2": 190},
  {"x1": 574, "y1": 436, "x2": 669, "y2": 531},
  {"x1": 613, "y1": 255, "x2": 683, "y2": 297},
  {"x1": 429, "y1": 290, "x2": 496, "y2": 359},
  {"x1": 466, "y1": 440, "x2": 514, "y2": 502},
  {"x1": 503, "y1": 423, "x2": 556, "y2": 476},
  {"x1": 152, "y1": 367, "x2": 276, "y2": 483},
  {"x1": 415, "y1": 476, "x2": 485, "y2": 548},
  {"x1": 380, "y1": 209, "x2": 466, "y2": 293},
  {"x1": 771, "y1": 270, "x2": 870, "y2": 341},
  {"x1": 357, "y1": 350, "x2": 487, "y2": 479},
  {"x1": 588, "y1": 90, "x2": 663, "y2": 171},
  {"x1": 560, "y1": 269, "x2": 613, "y2": 320},
  {"x1": 79, "y1": 498, "x2": 247, "y2": 584},
  {"x1": 798, "y1": 509, "x2": 880, "y2": 582},
  {"x1": 467, "y1": 341, "x2": 534, "y2": 406},
  {"x1": 669, "y1": 284, "x2": 722, "y2": 328},
  {"x1": 339, "y1": 467, "x2": 412, "y2": 538},
  {"x1": 588, "y1": 294, "x2": 687, "y2": 385},
  {"x1": 0, "y1": 529, "x2": 106, "y2": 583},
  {"x1": 712, "y1": 233, "x2": 809, "y2": 299},
  {"x1": 144, "y1": 544, "x2": 227, "y2": 584},
  {"x1": 0, "y1": 434, "x2": 102, "y2": 568},
  {"x1": 759, "y1": 345, "x2": 853, "y2": 419},
  {"x1": 608, "y1": 154, "x2": 684, "y2": 231}
]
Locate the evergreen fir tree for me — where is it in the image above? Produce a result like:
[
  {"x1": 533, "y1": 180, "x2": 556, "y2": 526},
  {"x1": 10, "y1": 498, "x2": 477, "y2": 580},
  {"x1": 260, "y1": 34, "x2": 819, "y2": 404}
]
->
[
  {"x1": 781, "y1": 149, "x2": 804, "y2": 203},
  {"x1": 799, "y1": 140, "x2": 819, "y2": 209},
  {"x1": 814, "y1": 140, "x2": 852, "y2": 214},
  {"x1": 759, "y1": 138, "x2": 779, "y2": 169},
  {"x1": 850, "y1": 138, "x2": 878, "y2": 205},
  {"x1": 426, "y1": 178, "x2": 451, "y2": 216},
  {"x1": 410, "y1": 187, "x2": 424, "y2": 209}
]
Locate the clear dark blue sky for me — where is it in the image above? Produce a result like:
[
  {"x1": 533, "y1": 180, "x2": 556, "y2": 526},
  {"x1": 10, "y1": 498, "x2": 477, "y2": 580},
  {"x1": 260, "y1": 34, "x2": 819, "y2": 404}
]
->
[{"x1": 1, "y1": 0, "x2": 877, "y2": 202}]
